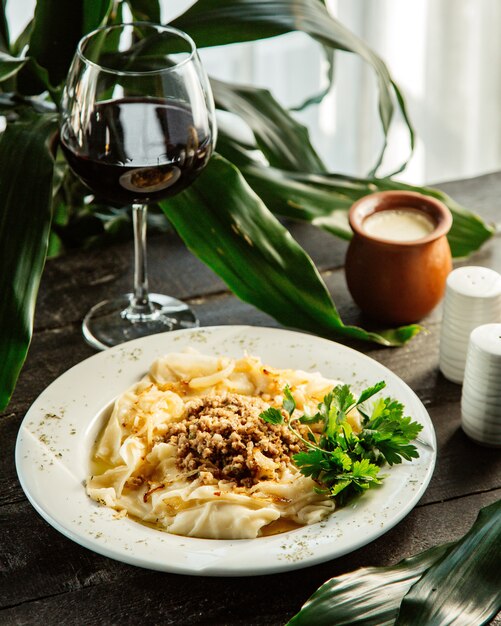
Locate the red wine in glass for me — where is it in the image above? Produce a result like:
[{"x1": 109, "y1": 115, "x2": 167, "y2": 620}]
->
[
  {"x1": 60, "y1": 23, "x2": 217, "y2": 350},
  {"x1": 61, "y1": 98, "x2": 213, "y2": 206}
]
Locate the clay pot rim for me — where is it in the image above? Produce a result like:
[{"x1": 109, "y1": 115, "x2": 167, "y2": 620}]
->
[{"x1": 349, "y1": 190, "x2": 453, "y2": 247}]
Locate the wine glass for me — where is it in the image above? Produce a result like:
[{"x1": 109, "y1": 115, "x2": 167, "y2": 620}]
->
[{"x1": 60, "y1": 23, "x2": 216, "y2": 350}]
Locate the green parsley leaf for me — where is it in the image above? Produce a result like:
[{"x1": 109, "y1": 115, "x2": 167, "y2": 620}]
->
[
  {"x1": 259, "y1": 407, "x2": 284, "y2": 425},
  {"x1": 364, "y1": 432, "x2": 421, "y2": 465},
  {"x1": 356, "y1": 381, "x2": 386, "y2": 406},
  {"x1": 350, "y1": 458, "x2": 382, "y2": 484},
  {"x1": 293, "y1": 449, "x2": 327, "y2": 477},
  {"x1": 299, "y1": 412, "x2": 324, "y2": 425},
  {"x1": 332, "y1": 384, "x2": 356, "y2": 413},
  {"x1": 329, "y1": 479, "x2": 352, "y2": 497},
  {"x1": 261, "y1": 378, "x2": 421, "y2": 508},
  {"x1": 330, "y1": 459, "x2": 383, "y2": 503},
  {"x1": 370, "y1": 397, "x2": 404, "y2": 426},
  {"x1": 359, "y1": 397, "x2": 423, "y2": 465},
  {"x1": 315, "y1": 391, "x2": 338, "y2": 438},
  {"x1": 294, "y1": 447, "x2": 354, "y2": 485},
  {"x1": 328, "y1": 447, "x2": 353, "y2": 471},
  {"x1": 317, "y1": 391, "x2": 334, "y2": 421},
  {"x1": 283, "y1": 385, "x2": 296, "y2": 416}
]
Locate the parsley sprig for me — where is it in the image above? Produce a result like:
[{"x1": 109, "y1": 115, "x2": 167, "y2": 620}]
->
[{"x1": 260, "y1": 381, "x2": 423, "y2": 505}]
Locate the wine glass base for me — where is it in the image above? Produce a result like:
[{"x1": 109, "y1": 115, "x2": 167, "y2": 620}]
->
[{"x1": 82, "y1": 293, "x2": 199, "y2": 350}]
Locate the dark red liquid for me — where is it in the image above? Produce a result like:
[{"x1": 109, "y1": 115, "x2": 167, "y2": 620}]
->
[{"x1": 61, "y1": 98, "x2": 212, "y2": 205}]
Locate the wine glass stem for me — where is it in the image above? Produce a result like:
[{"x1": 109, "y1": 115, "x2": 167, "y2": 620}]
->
[{"x1": 126, "y1": 204, "x2": 155, "y2": 319}]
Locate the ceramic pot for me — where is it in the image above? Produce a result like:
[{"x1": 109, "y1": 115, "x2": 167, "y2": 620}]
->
[{"x1": 345, "y1": 191, "x2": 453, "y2": 325}]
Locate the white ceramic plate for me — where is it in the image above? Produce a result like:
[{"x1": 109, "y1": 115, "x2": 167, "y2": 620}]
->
[{"x1": 16, "y1": 325, "x2": 436, "y2": 576}]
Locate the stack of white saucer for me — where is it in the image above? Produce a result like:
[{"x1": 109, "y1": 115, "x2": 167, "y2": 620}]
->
[
  {"x1": 461, "y1": 323, "x2": 501, "y2": 447},
  {"x1": 439, "y1": 266, "x2": 501, "y2": 384}
]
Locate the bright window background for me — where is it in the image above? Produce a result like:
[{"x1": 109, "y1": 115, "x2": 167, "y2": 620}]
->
[{"x1": 9, "y1": 0, "x2": 501, "y2": 185}]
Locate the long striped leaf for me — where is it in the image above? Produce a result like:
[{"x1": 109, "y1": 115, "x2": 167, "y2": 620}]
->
[
  {"x1": 288, "y1": 544, "x2": 451, "y2": 626},
  {"x1": 289, "y1": 499, "x2": 501, "y2": 626},
  {"x1": 241, "y1": 166, "x2": 494, "y2": 258},
  {"x1": 17, "y1": 0, "x2": 114, "y2": 94},
  {"x1": 396, "y1": 499, "x2": 501, "y2": 625},
  {"x1": 83, "y1": 0, "x2": 116, "y2": 34},
  {"x1": 172, "y1": 0, "x2": 414, "y2": 174},
  {"x1": 0, "y1": 0, "x2": 9, "y2": 52},
  {"x1": 161, "y1": 155, "x2": 420, "y2": 347},
  {"x1": 212, "y1": 78, "x2": 326, "y2": 173},
  {"x1": 241, "y1": 165, "x2": 353, "y2": 240},
  {"x1": 0, "y1": 52, "x2": 26, "y2": 82},
  {"x1": 0, "y1": 111, "x2": 57, "y2": 410}
]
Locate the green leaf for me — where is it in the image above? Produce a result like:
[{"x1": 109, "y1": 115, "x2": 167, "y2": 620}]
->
[
  {"x1": 173, "y1": 0, "x2": 414, "y2": 174},
  {"x1": 241, "y1": 164, "x2": 353, "y2": 240},
  {"x1": 332, "y1": 384, "x2": 356, "y2": 413},
  {"x1": 241, "y1": 166, "x2": 494, "y2": 258},
  {"x1": 327, "y1": 458, "x2": 382, "y2": 501},
  {"x1": 173, "y1": 0, "x2": 292, "y2": 46},
  {"x1": 0, "y1": 111, "x2": 57, "y2": 410},
  {"x1": 17, "y1": 0, "x2": 114, "y2": 94},
  {"x1": 16, "y1": 57, "x2": 58, "y2": 101},
  {"x1": 11, "y1": 19, "x2": 34, "y2": 57},
  {"x1": 350, "y1": 458, "x2": 381, "y2": 482},
  {"x1": 83, "y1": 0, "x2": 115, "y2": 34},
  {"x1": 317, "y1": 391, "x2": 334, "y2": 422},
  {"x1": 294, "y1": 443, "x2": 381, "y2": 503},
  {"x1": 293, "y1": 449, "x2": 326, "y2": 476},
  {"x1": 214, "y1": 126, "x2": 261, "y2": 169},
  {"x1": 436, "y1": 192, "x2": 495, "y2": 260},
  {"x1": 283, "y1": 385, "x2": 296, "y2": 416},
  {"x1": 160, "y1": 155, "x2": 338, "y2": 330},
  {"x1": 160, "y1": 155, "x2": 420, "y2": 347},
  {"x1": 299, "y1": 413, "x2": 324, "y2": 425},
  {"x1": 396, "y1": 499, "x2": 501, "y2": 625},
  {"x1": 324, "y1": 403, "x2": 339, "y2": 437},
  {"x1": 369, "y1": 397, "x2": 399, "y2": 423},
  {"x1": 375, "y1": 438, "x2": 420, "y2": 466},
  {"x1": 259, "y1": 407, "x2": 284, "y2": 425},
  {"x1": 328, "y1": 448, "x2": 353, "y2": 472},
  {"x1": 379, "y1": 416, "x2": 423, "y2": 443},
  {"x1": 18, "y1": 0, "x2": 83, "y2": 92},
  {"x1": 126, "y1": 0, "x2": 161, "y2": 23},
  {"x1": 0, "y1": 0, "x2": 9, "y2": 52},
  {"x1": 328, "y1": 478, "x2": 351, "y2": 497},
  {"x1": 339, "y1": 173, "x2": 496, "y2": 259},
  {"x1": 360, "y1": 397, "x2": 422, "y2": 465},
  {"x1": 386, "y1": 79, "x2": 416, "y2": 177},
  {"x1": 211, "y1": 78, "x2": 325, "y2": 173},
  {"x1": 356, "y1": 381, "x2": 386, "y2": 406},
  {"x1": 0, "y1": 52, "x2": 26, "y2": 82},
  {"x1": 287, "y1": 543, "x2": 452, "y2": 626}
]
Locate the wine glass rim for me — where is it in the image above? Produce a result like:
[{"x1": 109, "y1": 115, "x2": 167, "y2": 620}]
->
[{"x1": 76, "y1": 22, "x2": 197, "y2": 76}]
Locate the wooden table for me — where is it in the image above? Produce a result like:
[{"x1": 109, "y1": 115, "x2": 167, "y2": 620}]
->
[{"x1": 2, "y1": 172, "x2": 501, "y2": 625}]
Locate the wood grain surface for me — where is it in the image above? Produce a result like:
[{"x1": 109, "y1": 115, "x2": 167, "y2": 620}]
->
[{"x1": 2, "y1": 172, "x2": 501, "y2": 625}]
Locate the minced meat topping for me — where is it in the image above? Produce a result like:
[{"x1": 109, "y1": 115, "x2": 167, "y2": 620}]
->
[{"x1": 164, "y1": 393, "x2": 305, "y2": 488}]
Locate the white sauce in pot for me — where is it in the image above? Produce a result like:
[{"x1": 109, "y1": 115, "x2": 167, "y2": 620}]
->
[{"x1": 363, "y1": 208, "x2": 435, "y2": 242}]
